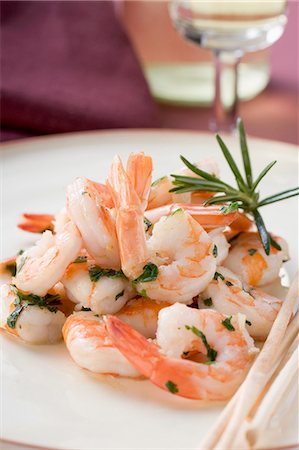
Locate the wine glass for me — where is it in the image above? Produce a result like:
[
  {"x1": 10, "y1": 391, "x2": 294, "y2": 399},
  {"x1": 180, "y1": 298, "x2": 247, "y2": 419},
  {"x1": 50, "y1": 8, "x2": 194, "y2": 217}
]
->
[{"x1": 169, "y1": 0, "x2": 287, "y2": 131}]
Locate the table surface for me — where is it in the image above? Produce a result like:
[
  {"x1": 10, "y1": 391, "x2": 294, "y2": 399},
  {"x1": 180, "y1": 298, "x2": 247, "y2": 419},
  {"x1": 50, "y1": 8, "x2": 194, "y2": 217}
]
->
[{"x1": 156, "y1": 79, "x2": 298, "y2": 145}]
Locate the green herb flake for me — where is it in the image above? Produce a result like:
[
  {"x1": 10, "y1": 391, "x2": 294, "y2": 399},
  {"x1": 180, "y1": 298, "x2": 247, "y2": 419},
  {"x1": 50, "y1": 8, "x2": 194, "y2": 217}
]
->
[
  {"x1": 16, "y1": 256, "x2": 27, "y2": 274},
  {"x1": 213, "y1": 272, "x2": 225, "y2": 281},
  {"x1": 219, "y1": 202, "x2": 239, "y2": 215},
  {"x1": 7, "y1": 286, "x2": 61, "y2": 328},
  {"x1": 182, "y1": 351, "x2": 190, "y2": 357},
  {"x1": 139, "y1": 289, "x2": 148, "y2": 298},
  {"x1": 7, "y1": 304, "x2": 25, "y2": 329},
  {"x1": 133, "y1": 263, "x2": 158, "y2": 284},
  {"x1": 88, "y1": 265, "x2": 126, "y2": 283},
  {"x1": 212, "y1": 245, "x2": 218, "y2": 258},
  {"x1": 248, "y1": 248, "x2": 257, "y2": 256},
  {"x1": 225, "y1": 281, "x2": 233, "y2": 287},
  {"x1": 144, "y1": 217, "x2": 152, "y2": 232},
  {"x1": 246, "y1": 320, "x2": 252, "y2": 326},
  {"x1": 222, "y1": 316, "x2": 235, "y2": 331},
  {"x1": 185, "y1": 325, "x2": 217, "y2": 362},
  {"x1": 203, "y1": 297, "x2": 213, "y2": 307},
  {"x1": 151, "y1": 176, "x2": 167, "y2": 187},
  {"x1": 170, "y1": 208, "x2": 183, "y2": 216},
  {"x1": 115, "y1": 290, "x2": 125, "y2": 301},
  {"x1": 18, "y1": 249, "x2": 24, "y2": 256},
  {"x1": 74, "y1": 256, "x2": 88, "y2": 264},
  {"x1": 165, "y1": 380, "x2": 179, "y2": 394},
  {"x1": 81, "y1": 306, "x2": 92, "y2": 311},
  {"x1": 81, "y1": 191, "x2": 91, "y2": 197},
  {"x1": 205, "y1": 360, "x2": 216, "y2": 365}
]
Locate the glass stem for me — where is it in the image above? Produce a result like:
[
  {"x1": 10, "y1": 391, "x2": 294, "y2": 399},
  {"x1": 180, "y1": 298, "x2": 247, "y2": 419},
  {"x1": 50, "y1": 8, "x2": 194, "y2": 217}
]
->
[{"x1": 211, "y1": 50, "x2": 243, "y2": 132}]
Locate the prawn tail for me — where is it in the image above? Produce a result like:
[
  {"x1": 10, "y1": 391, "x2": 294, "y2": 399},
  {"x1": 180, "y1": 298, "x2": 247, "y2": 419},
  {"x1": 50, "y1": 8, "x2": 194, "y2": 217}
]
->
[
  {"x1": 108, "y1": 155, "x2": 141, "y2": 210},
  {"x1": 18, "y1": 213, "x2": 55, "y2": 233},
  {"x1": 127, "y1": 153, "x2": 153, "y2": 211},
  {"x1": 105, "y1": 316, "x2": 161, "y2": 378}
]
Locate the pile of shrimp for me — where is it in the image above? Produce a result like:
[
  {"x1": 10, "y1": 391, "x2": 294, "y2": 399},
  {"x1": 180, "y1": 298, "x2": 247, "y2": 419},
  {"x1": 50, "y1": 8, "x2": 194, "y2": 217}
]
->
[{"x1": 0, "y1": 153, "x2": 290, "y2": 401}]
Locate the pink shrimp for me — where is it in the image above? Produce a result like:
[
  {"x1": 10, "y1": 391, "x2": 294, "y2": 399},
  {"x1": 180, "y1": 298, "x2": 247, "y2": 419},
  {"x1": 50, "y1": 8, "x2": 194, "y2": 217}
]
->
[{"x1": 106, "y1": 305, "x2": 258, "y2": 400}]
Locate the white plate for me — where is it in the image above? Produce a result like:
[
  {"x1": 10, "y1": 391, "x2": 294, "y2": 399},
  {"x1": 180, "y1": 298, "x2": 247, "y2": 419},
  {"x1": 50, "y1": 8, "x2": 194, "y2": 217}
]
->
[{"x1": 1, "y1": 130, "x2": 298, "y2": 450}]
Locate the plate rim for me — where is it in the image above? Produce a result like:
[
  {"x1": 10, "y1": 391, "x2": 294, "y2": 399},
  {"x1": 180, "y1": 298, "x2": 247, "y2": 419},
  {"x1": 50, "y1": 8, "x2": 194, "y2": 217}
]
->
[{"x1": 1, "y1": 128, "x2": 298, "y2": 152}]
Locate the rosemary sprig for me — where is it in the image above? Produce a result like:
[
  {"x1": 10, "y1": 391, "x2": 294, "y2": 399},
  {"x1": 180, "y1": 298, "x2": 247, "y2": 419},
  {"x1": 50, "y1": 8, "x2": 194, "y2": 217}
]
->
[{"x1": 170, "y1": 118, "x2": 299, "y2": 255}]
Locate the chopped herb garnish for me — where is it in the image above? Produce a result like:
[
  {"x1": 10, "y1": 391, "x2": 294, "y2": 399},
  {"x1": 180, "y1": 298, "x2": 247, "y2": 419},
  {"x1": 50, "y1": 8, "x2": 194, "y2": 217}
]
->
[
  {"x1": 133, "y1": 263, "x2": 158, "y2": 284},
  {"x1": 7, "y1": 304, "x2": 25, "y2": 328},
  {"x1": 16, "y1": 256, "x2": 27, "y2": 274},
  {"x1": 282, "y1": 258, "x2": 289, "y2": 263},
  {"x1": 18, "y1": 249, "x2": 24, "y2": 255},
  {"x1": 73, "y1": 255, "x2": 88, "y2": 263},
  {"x1": 246, "y1": 320, "x2": 252, "y2": 326},
  {"x1": 248, "y1": 248, "x2": 257, "y2": 256},
  {"x1": 139, "y1": 289, "x2": 148, "y2": 298},
  {"x1": 144, "y1": 217, "x2": 152, "y2": 232},
  {"x1": 171, "y1": 208, "x2": 183, "y2": 216},
  {"x1": 170, "y1": 118, "x2": 299, "y2": 255},
  {"x1": 185, "y1": 325, "x2": 217, "y2": 362},
  {"x1": 182, "y1": 351, "x2": 190, "y2": 357},
  {"x1": 203, "y1": 297, "x2": 213, "y2": 307},
  {"x1": 165, "y1": 380, "x2": 179, "y2": 394},
  {"x1": 212, "y1": 245, "x2": 218, "y2": 258},
  {"x1": 214, "y1": 272, "x2": 225, "y2": 281},
  {"x1": 225, "y1": 281, "x2": 233, "y2": 287},
  {"x1": 222, "y1": 316, "x2": 235, "y2": 331},
  {"x1": 88, "y1": 265, "x2": 126, "y2": 283},
  {"x1": 151, "y1": 176, "x2": 167, "y2": 187},
  {"x1": 115, "y1": 290, "x2": 125, "y2": 301},
  {"x1": 7, "y1": 286, "x2": 61, "y2": 329},
  {"x1": 81, "y1": 191, "x2": 91, "y2": 197},
  {"x1": 220, "y1": 202, "x2": 239, "y2": 214},
  {"x1": 81, "y1": 306, "x2": 92, "y2": 311}
]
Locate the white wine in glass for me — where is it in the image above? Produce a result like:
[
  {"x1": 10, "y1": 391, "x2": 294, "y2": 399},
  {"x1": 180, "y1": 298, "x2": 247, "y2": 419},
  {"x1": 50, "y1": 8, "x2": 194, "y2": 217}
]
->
[{"x1": 170, "y1": 0, "x2": 287, "y2": 131}]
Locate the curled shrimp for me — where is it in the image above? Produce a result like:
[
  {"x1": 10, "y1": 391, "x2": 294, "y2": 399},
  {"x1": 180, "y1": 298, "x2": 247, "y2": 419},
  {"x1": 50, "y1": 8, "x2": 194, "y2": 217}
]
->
[
  {"x1": 148, "y1": 158, "x2": 219, "y2": 209},
  {"x1": 62, "y1": 256, "x2": 135, "y2": 315},
  {"x1": 109, "y1": 156, "x2": 216, "y2": 303},
  {"x1": 106, "y1": 304, "x2": 257, "y2": 400},
  {"x1": 200, "y1": 266, "x2": 282, "y2": 340},
  {"x1": 67, "y1": 177, "x2": 120, "y2": 270},
  {"x1": 14, "y1": 218, "x2": 81, "y2": 296},
  {"x1": 0, "y1": 284, "x2": 66, "y2": 344},
  {"x1": 224, "y1": 231, "x2": 289, "y2": 286},
  {"x1": 63, "y1": 311, "x2": 140, "y2": 377}
]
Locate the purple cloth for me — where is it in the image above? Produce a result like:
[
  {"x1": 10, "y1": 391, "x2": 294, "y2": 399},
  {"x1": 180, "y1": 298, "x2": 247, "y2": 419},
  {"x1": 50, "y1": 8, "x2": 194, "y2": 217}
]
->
[{"x1": 0, "y1": 1, "x2": 157, "y2": 141}]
